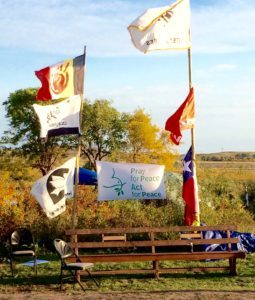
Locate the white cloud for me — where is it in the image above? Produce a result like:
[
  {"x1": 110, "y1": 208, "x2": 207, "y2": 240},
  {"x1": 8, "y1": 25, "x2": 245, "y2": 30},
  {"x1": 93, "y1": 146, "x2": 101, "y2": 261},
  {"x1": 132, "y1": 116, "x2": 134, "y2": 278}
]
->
[
  {"x1": 0, "y1": 0, "x2": 135, "y2": 56},
  {"x1": 0, "y1": 0, "x2": 255, "y2": 56},
  {"x1": 192, "y1": 0, "x2": 255, "y2": 54},
  {"x1": 195, "y1": 63, "x2": 236, "y2": 79},
  {"x1": 209, "y1": 64, "x2": 236, "y2": 72}
]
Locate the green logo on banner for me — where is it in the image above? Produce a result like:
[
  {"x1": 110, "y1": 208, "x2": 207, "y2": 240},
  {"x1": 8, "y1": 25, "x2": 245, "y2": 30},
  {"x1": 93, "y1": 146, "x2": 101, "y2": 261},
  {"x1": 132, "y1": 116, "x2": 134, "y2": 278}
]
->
[{"x1": 103, "y1": 168, "x2": 126, "y2": 196}]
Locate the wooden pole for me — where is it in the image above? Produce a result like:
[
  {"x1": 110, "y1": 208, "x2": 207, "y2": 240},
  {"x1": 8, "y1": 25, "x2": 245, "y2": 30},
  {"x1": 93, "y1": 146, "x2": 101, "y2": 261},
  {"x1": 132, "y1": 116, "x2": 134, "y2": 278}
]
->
[
  {"x1": 188, "y1": 48, "x2": 195, "y2": 159},
  {"x1": 187, "y1": 46, "x2": 200, "y2": 226},
  {"x1": 71, "y1": 46, "x2": 87, "y2": 230}
]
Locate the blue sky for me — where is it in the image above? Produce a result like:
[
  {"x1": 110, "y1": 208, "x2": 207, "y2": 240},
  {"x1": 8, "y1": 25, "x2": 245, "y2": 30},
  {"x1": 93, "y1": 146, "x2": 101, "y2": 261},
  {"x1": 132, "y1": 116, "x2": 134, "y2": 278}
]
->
[{"x1": 0, "y1": 0, "x2": 254, "y2": 154}]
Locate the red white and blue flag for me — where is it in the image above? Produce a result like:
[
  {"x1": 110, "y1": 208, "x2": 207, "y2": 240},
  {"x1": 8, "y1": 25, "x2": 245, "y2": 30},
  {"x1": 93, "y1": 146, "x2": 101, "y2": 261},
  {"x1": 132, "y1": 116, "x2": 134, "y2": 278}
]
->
[{"x1": 182, "y1": 146, "x2": 199, "y2": 226}]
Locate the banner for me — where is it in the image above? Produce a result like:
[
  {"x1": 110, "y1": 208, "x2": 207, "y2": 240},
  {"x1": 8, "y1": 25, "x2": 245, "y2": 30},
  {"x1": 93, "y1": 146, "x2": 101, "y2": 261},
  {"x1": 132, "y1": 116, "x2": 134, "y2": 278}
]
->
[
  {"x1": 96, "y1": 161, "x2": 165, "y2": 201},
  {"x1": 33, "y1": 95, "x2": 82, "y2": 140},
  {"x1": 31, "y1": 157, "x2": 76, "y2": 219},
  {"x1": 35, "y1": 54, "x2": 85, "y2": 101},
  {"x1": 127, "y1": 0, "x2": 190, "y2": 53}
]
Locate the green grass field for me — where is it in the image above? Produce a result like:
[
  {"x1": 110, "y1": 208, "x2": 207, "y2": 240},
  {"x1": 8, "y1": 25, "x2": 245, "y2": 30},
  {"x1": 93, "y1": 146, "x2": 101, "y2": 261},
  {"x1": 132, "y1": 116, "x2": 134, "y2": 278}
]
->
[{"x1": 0, "y1": 252, "x2": 255, "y2": 293}]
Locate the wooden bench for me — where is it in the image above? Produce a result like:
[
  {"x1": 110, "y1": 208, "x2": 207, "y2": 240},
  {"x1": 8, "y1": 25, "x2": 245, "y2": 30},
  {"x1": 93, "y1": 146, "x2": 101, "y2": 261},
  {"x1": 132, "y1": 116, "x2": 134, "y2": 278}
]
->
[{"x1": 65, "y1": 225, "x2": 245, "y2": 279}]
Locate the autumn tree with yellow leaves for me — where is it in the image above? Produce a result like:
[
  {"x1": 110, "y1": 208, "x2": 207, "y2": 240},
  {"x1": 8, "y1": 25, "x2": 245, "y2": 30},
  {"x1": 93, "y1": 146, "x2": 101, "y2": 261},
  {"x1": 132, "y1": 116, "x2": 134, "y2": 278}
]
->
[{"x1": 124, "y1": 108, "x2": 176, "y2": 170}]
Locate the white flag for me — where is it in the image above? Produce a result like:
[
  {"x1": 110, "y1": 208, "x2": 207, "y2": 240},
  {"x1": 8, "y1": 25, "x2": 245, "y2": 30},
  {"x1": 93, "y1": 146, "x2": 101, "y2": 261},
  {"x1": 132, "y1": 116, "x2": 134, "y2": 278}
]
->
[
  {"x1": 127, "y1": 0, "x2": 191, "y2": 53},
  {"x1": 33, "y1": 95, "x2": 82, "y2": 140},
  {"x1": 31, "y1": 157, "x2": 76, "y2": 219},
  {"x1": 96, "y1": 161, "x2": 166, "y2": 201}
]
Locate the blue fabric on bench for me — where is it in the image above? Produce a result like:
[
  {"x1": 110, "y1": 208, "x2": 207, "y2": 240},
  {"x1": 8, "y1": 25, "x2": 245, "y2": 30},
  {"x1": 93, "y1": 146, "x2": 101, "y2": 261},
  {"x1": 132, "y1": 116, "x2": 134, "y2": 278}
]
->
[{"x1": 202, "y1": 230, "x2": 255, "y2": 253}]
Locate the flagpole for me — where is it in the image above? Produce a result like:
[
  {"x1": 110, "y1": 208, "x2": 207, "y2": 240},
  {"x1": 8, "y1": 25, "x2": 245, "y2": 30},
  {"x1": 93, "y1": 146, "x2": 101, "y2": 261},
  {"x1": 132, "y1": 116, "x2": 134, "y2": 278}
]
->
[
  {"x1": 71, "y1": 46, "x2": 86, "y2": 230},
  {"x1": 188, "y1": 46, "x2": 200, "y2": 226},
  {"x1": 188, "y1": 48, "x2": 195, "y2": 159}
]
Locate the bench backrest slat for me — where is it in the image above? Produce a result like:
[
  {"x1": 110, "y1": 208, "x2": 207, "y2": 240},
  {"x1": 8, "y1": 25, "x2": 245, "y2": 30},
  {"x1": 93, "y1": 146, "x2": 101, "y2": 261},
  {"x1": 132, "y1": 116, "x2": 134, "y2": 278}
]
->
[
  {"x1": 66, "y1": 225, "x2": 237, "y2": 236},
  {"x1": 102, "y1": 234, "x2": 126, "y2": 242},
  {"x1": 69, "y1": 237, "x2": 239, "y2": 249},
  {"x1": 180, "y1": 233, "x2": 203, "y2": 239}
]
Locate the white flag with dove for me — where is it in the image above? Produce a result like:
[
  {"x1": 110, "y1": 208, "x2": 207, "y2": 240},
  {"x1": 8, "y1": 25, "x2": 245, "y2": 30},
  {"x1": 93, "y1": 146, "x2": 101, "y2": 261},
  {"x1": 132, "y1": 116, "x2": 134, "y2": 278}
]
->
[{"x1": 31, "y1": 157, "x2": 76, "y2": 219}]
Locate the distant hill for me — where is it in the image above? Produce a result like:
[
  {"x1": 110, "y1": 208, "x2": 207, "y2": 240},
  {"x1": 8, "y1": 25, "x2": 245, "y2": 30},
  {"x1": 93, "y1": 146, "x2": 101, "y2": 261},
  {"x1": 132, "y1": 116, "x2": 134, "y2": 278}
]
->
[{"x1": 197, "y1": 152, "x2": 255, "y2": 162}]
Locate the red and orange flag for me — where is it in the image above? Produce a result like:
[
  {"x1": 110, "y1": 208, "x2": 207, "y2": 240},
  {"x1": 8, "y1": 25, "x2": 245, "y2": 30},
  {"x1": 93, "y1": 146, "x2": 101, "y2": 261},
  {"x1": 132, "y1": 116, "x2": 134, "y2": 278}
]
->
[
  {"x1": 35, "y1": 54, "x2": 85, "y2": 101},
  {"x1": 165, "y1": 87, "x2": 195, "y2": 145}
]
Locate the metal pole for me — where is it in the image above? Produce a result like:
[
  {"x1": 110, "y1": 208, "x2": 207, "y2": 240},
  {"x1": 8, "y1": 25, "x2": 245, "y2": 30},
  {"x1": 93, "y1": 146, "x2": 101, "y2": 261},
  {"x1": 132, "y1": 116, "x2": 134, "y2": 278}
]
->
[{"x1": 71, "y1": 46, "x2": 86, "y2": 229}]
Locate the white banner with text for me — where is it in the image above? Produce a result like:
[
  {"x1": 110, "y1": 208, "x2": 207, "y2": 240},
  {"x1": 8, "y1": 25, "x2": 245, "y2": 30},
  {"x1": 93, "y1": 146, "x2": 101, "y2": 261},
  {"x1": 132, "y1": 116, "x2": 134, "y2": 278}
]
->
[{"x1": 96, "y1": 161, "x2": 166, "y2": 201}]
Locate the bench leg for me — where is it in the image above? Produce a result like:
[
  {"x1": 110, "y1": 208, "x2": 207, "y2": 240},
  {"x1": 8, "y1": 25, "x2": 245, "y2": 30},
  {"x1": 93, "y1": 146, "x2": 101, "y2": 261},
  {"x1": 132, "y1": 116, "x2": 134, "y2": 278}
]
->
[
  {"x1": 229, "y1": 258, "x2": 237, "y2": 275},
  {"x1": 153, "y1": 261, "x2": 160, "y2": 279},
  {"x1": 75, "y1": 270, "x2": 81, "y2": 283}
]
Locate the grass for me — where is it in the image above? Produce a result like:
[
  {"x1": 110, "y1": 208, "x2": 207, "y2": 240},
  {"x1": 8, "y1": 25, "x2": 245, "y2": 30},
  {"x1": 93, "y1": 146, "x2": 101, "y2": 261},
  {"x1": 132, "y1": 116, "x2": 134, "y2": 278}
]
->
[
  {"x1": 0, "y1": 252, "x2": 255, "y2": 293},
  {"x1": 198, "y1": 161, "x2": 255, "y2": 170}
]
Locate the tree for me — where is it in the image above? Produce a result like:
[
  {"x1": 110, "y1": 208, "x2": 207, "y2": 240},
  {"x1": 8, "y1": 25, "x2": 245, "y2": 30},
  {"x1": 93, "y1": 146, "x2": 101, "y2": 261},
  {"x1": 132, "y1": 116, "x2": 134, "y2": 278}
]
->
[
  {"x1": 124, "y1": 108, "x2": 176, "y2": 170},
  {"x1": 0, "y1": 169, "x2": 42, "y2": 238},
  {"x1": 80, "y1": 99, "x2": 128, "y2": 170},
  {"x1": 1, "y1": 88, "x2": 73, "y2": 175},
  {"x1": 157, "y1": 130, "x2": 178, "y2": 171}
]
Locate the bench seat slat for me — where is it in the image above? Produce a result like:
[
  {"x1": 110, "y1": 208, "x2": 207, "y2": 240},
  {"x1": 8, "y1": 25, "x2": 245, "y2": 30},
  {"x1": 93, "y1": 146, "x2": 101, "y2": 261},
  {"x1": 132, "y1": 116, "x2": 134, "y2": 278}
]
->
[
  {"x1": 81, "y1": 266, "x2": 231, "y2": 276},
  {"x1": 68, "y1": 251, "x2": 245, "y2": 263}
]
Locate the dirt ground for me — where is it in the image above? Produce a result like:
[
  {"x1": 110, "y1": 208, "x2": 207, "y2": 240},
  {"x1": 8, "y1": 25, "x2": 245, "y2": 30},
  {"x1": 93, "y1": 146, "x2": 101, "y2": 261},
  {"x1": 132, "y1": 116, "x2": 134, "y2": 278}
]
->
[{"x1": 1, "y1": 290, "x2": 255, "y2": 300}]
